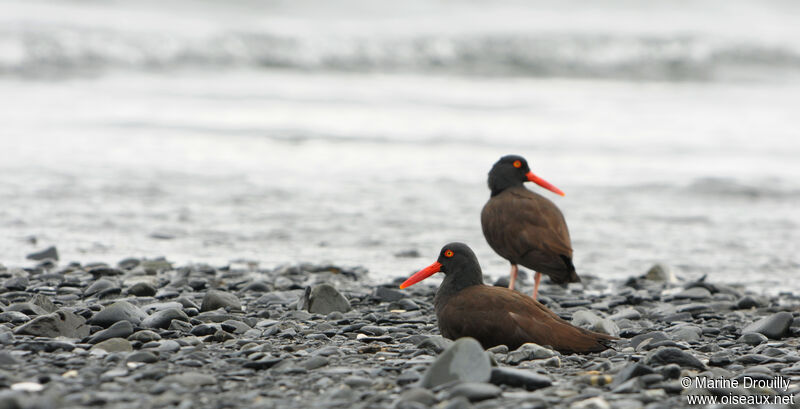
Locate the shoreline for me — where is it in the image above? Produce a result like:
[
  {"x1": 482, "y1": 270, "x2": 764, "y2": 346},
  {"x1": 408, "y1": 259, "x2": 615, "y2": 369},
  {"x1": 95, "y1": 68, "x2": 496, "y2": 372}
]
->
[{"x1": 1, "y1": 255, "x2": 799, "y2": 409}]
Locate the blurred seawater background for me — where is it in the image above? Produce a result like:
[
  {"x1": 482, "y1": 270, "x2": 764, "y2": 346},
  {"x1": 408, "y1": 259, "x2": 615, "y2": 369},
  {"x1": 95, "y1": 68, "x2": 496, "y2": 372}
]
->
[{"x1": 1, "y1": 0, "x2": 799, "y2": 291}]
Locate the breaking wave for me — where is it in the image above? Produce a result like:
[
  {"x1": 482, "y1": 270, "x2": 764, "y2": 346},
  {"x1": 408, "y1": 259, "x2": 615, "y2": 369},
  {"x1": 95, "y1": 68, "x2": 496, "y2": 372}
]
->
[{"x1": 2, "y1": 26, "x2": 799, "y2": 81}]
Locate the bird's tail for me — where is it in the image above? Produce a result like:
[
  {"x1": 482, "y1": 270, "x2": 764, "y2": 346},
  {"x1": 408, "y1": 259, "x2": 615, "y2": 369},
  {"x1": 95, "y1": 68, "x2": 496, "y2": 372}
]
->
[{"x1": 561, "y1": 255, "x2": 581, "y2": 283}]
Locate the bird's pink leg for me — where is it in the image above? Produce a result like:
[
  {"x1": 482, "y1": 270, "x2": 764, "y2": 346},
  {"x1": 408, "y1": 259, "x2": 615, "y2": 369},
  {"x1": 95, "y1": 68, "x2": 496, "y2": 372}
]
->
[
  {"x1": 508, "y1": 264, "x2": 518, "y2": 290},
  {"x1": 532, "y1": 271, "x2": 541, "y2": 300}
]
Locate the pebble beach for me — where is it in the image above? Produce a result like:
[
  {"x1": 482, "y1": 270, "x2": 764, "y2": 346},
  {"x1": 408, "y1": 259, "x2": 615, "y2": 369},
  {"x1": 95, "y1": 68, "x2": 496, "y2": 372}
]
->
[{"x1": 2, "y1": 247, "x2": 799, "y2": 409}]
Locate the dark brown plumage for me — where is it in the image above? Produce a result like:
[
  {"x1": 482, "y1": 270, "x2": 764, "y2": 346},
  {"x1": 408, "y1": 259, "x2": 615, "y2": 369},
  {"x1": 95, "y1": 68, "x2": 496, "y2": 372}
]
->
[
  {"x1": 481, "y1": 155, "x2": 579, "y2": 299},
  {"x1": 400, "y1": 243, "x2": 615, "y2": 353}
]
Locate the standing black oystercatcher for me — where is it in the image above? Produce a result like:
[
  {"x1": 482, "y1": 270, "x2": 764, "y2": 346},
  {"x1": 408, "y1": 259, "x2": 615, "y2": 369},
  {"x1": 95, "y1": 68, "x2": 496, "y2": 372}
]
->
[
  {"x1": 481, "y1": 155, "x2": 578, "y2": 299},
  {"x1": 399, "y1": 243, "x2": 613, "y2": 353}
]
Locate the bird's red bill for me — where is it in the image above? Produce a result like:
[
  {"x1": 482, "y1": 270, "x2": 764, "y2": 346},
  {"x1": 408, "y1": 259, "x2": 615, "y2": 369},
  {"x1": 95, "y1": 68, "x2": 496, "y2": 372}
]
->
[
  {"x1": 399, "y1": 261, "x2": 442, "y2": 289},
  {"x1": 526, "y1": 171, "x2": 565, "y2": 196}
]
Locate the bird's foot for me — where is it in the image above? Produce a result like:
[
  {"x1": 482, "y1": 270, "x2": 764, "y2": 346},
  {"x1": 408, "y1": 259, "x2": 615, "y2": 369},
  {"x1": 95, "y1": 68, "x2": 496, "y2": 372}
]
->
[
  {"x1": 531, "y1": 271, "x2": 541, "y2": 300},
  {"x1": 508, "y1": 264, "x2": 518, "y2": 291}
]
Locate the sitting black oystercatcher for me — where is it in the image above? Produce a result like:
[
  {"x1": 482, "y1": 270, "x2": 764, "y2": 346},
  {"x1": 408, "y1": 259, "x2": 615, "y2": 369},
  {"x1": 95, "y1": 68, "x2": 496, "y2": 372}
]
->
[
  {"x1": 399, "y1": 243, "x2": 615, "y2": 353},
  {"x1": 481, "y1": 154, "x2": 578, "y2": 299}
]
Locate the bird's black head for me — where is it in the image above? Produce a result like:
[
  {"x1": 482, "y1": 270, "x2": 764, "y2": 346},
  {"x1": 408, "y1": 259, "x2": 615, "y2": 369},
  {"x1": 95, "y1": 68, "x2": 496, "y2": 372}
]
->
[
  {"x1": 399, "y1": 242, "x2": 483, "y2": 289},
  {"x1": 487, "y1": 154, "x2": 565, "y2": 197},
  {"x1": 488, "y1": 155, "x2": 530, "y2": 196},
  {"x1": 434, "y1": 242, "x2": 481, "y2": 276}
]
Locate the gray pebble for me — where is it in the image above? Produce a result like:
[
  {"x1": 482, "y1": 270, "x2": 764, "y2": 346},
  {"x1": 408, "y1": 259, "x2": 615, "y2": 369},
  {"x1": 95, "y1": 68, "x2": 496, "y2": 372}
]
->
[
  {"x1": 88, "y1": 320, "x2": 133, "y2": 344},
  {"x1": 88, "y1": 301, "x2": 147, "y2": 328},
  {"x1": 738, "y1": 332, "x2": 768, "y2": 346},
  {"x1": 420, "y1": 338, "x2": 491, "y2": 388},
  {"x1": 447, "y1": 382, "x2": 502, "y2": 402},
  {"x1": 742, "y1": 312, "x2": 793, "y2": 339}
]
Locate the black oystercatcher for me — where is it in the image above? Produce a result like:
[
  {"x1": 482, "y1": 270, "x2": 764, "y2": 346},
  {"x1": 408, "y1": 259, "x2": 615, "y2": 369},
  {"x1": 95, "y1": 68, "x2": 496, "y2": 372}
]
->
[
  {"x1": 399, "y1": 243, "x2": 614, "y2": 353},
  {"x1": 481, "y1": 154, "x2": 578, "y2": 299}
]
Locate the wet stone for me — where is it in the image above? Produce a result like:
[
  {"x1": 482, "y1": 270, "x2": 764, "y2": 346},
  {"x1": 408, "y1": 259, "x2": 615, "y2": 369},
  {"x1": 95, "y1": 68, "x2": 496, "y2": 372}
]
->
[
  {"x1": 31, "y1": 294, "x2": 57, "y2": 313},
  {"x1": 742, "y1": 312, "x2": 793, "y2": 339},
  {"x1": 661, "y1": 312, "x2": 693, "y2": 323},
  {"x1": 26, "y1": 246, "x2": 58, "y2": 261},
  {"x1": 221, "y1": 320, "x2": 251, "y2": 334},
  {"x1": 388, "y1": 299, "x2": 420, "y2": 311},
  {"x1": 308, "y1": 284, "x2": 351, "y2": 314},
  {"x1": 738, "y1": 332, "x2": 768, "y2": 346},
  {"x1": 398, "y1": 388, "x2": 436, "y2": 407},
  {"x1": 2, "y1": 277, "x2": 28, "y2": 291},
  {"x1": 169, "y1": 319, "x2": 192, "y2": 332},
  {"x1": 736, "y1": 296, "x2": 763, "y2": 309},
  {"x1": 15, "y1": 310, "x2": 89, "y2": 338},
  {"x1": 243, "y1": 356, "x2": 283, "y2": 370},
  {"x1": 397, "y1": 369, "x2": 421, "y2": 385},
  {"x1": 160, "y1": 372, "x2": 216, "y2": 387},
  {"x1": 609, "y1": 308, "x2": 641, "y2": 321},
  {"x1": 706, "y1": 352, "x2": 732, "y2": 368},
  {"x1": 487, "y1": 345, "x2": 508, "y2": 354},
  {"x1": 645, "y1": 347, "x2": 705, "y2": 369},
  {"x1": 0, "y1": 331, "x2": 13, "y2": 345},
  {"x1": 490, "y1": 367, "x2": 552, "y2": 390},
  {"x1": 611, "y1": 378, "x2": 640, "y2": 394},
  {"x1": 676, "y1": 303, "x2": 711, "y2": 314},
  {"x1": 84, "y1": 279, "x2": 118, "y2": 297},
  {"x1": 672, "y1": 287, "x2": 712, "y2": 300},
  {"x1": 0, "y1": 351, "x2": 19, "y2": 366},
  {"x1": 0, "y1": 312, "x2": 30, "y2": 324},
  {"x1": 190, "y1": 324, "x2": 221, "y2": 336},
  {"x1": 735, "y1": 354, "x2": 771, "y2": 365},
  {"x1": 242, "y1": 281, "x2": 270, "y2": 292},
  {"x1": 88, "y1": 301, "x2": 147, "y2": 328},
  {"x1": 611, "y1": 363, "x2": 654, "y2": 387},
  {"x1": 359, "y1": 325, "x2": 387, "y2": 336},
  {"x1": 92, "y1": 338, "x2": 133, "y2": 353},
  {"x1": 156, "y1": 340, "x2": 181, "y2": 353},
  {"x1": 200, "y1": 290, "x2": 242, "y2": 312},
  {"x1": 373, "y1": 286, "x2": 405, "y2": 302},
  {"x1": 592, "y1": 319, "x2": 620, "y2": 337},
  {"x1": 142, "y1": 308, "x2": 189, "y2": 329},
  {"x1": 644, "y1": 264, "x2": 675, "y2": 282},
  {"x1": 630, "y1": 331, "x2": 669, "y2": 350},
  {"x1": 300, "y1": 356, "x2": 329, "y2": 370},
  {"x1": 128, "y1": 330, "x2": 161, "y2": 342},
  {"x1": 6, "y1": 302, "x2": 47, "y2": 316},
  {"x1": 88, "y1": 266, "x2": 125, "y2": 278},
  {"x1": 561, "y1": 299, "x2": 592, "y2": 308},
  {"x1": 669, "y1": 325, "x2": 702, "y2": 342},
  {"x1": 117, "y1": 258, "x2": 140, "y2": 270},
  {"x1": 420, "y1": 337, "x2": 491, "y2": 388},
  {"x1": 188, "y1": 279, "x2": 207, "y2": 291},
  {"x1": 572, "y1": 310, "x2": 602, "y2": 327},
  {"x1": 174, "y1": 297, "x2": 200, "y2": 310},
  {"x1": 144, "y1": 302, "x2": 182, "y2": 314},
  {"x1": 343, "y1": 376, "x2": 372, "y2": 388},
  {"x1": 416, "y1": 336, "x2": 454, "y2": 354},
  {"x1": 127, "y1": 351, "x2": 159, "y2": 364},
  {"x1": 507, "y1": 343, "x2": 556, "y2": 364},
  {"x1": 88, "y1": 320, "x2": 134, "y2": 344},
  {"x1": 127, "y1": 282, "x2": 157, "y2": 297},
  {"x1": 448, "y1": 382, "x2": 502, "y2": 402}
]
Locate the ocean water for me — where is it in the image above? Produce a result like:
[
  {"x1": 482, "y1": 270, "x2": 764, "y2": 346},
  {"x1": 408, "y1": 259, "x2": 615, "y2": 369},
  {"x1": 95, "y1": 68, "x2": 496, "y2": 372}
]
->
[{"x1": 1, "y1": 0, "x2": 799, "y2": 291}]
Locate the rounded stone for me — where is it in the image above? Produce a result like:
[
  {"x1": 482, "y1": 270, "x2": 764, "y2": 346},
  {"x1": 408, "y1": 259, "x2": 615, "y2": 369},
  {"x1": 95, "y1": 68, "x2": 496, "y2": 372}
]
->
[
  {"x1": 420, "y1": 337, "x2": 491, "y2": 388},
  {"x1": 88, "y1": 301, "x2": 147, "y2": 328},
  {"x1": 201, "y1": 290, "x2": 242, "y2": 312}
]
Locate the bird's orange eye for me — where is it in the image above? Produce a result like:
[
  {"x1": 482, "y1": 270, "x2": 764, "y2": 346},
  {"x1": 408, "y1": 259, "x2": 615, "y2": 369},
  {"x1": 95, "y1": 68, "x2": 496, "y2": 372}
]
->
[
  {"x1": 513, "y1": 160, "x2": 522, "y2": 168},
  {"x1": 444, "y1": 250, "x2": 454, "y2": 258}
]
